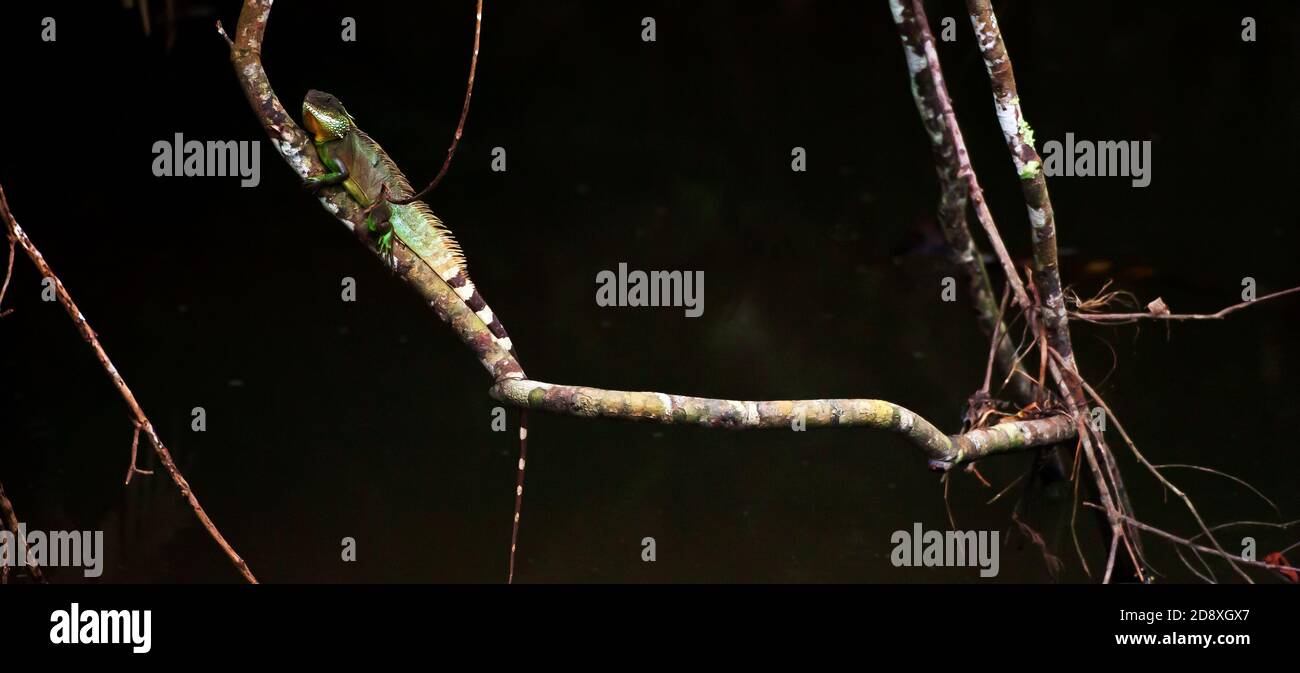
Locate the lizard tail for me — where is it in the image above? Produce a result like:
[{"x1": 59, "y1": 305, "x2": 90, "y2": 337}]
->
[{"x1": 507, "y1": 409, "x2": 528, "y2": 584}]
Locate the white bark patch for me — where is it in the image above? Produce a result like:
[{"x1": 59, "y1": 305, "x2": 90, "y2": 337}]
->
[
  {"x1": 898, "y1": 408, "x2": 915, "y2": 431},
  {"x1": 655, "y1": 392, "x2": 675, "y2": 415},
  {"x1": 904, "y1": 45, "x2": 927, "y2": 77},
  {"x1": 888, "y1": 0, "x2": 905, "y2": 24},
  {"x1": 972, "y1": 20, "x2": 997, "y2": 52},
  {"x1": 995, "y1": 103, "x2": 1021, "y2": 145},
  {"x1": 995, "y1": 103, "x2": 1027, "y2": 171},
  {"x1": 1028, "y1": 206, "x2": 1048, "y2": 229}
]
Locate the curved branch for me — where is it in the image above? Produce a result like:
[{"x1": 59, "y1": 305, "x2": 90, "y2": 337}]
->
[
  {"x1": 490, "y1": 379, "x2": 1075, "y2": 469},
  {"x1": 227, "y1": 0, "x2": 1076, "y2": 472},
  {"x1": 224, "y1": 1, "x2": 523, "y2": 382}
]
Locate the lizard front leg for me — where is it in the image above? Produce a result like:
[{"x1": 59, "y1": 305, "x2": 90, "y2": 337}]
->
[
  {"x1": 302, "y1": 156, "x2": 350, "y2": 191},
  {"x1": 306, "y1": 151, "x2": 394, "y2": 258},
  {"x1": 362, "y1": 184, "x2": 395, "y2": 257}
]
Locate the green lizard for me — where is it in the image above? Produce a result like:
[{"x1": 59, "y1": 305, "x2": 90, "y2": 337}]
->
[{"x1": 301, "y1": 89, "x2": 532, "y2": 582}]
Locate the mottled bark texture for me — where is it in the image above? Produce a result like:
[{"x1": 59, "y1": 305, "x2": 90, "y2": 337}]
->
[
  {"x1": 965, "y1": 0, "x2": 1142, "y2": 575},
  {"x1": 490, "y1": 379, "x2": 1074, "y2": 469},
  {"x1": 964, "y1": 0, "x2": 1076, "y2": 387},
  {"x1": 889, "y1": 0, "x2": 1032, "y2": 404}
]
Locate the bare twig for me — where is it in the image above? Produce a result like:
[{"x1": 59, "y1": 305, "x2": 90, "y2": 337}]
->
[
  {"x1": 0, "y1": 183, "x2": 257, "y2": 584},
  {"x1": 0, "y1": 233, "x2": 14, "y2": 318},
  {"x1": 1175, "y1": 546, "x2": 1216, "y2": 584},
  {"x1": 388, "y1": 0, "x2": 484, "y2": 206},
  {"x1": 1078, "y1": 376, "x2": 1251, "y2": 583},
  {"x1": 985, "y1": 470, "x2": 1025, "y2": 505},
  {"x1": 124, "y1": 421, "x2": 155, "y2": 486},
  {"x1": 0, "y1": 478, "x2": 46, "y2": 582},
  {"x1": 982, "y1": 284, "x2": 1012, "y2": 395},
  {"x1": 1012, "y1": 509, "x2": 1063, "y2": 579},
  {"x1": 1084, "y1": 503, "x2": 1300, "y2": 579},
  {"x1": 1152, "y1": 464, "x2": 1280, "y2": 517},
  {"x1": 1071, "y1": 286, "x2": 1300, "y2": 323},
  {"x1": 215, "y1": 19, "x2": 233, "y2": 47}
]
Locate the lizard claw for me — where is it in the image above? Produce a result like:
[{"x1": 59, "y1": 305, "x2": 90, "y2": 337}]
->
[{"x1": 377, "y1": 230, "x2": 395, "y2": 265}]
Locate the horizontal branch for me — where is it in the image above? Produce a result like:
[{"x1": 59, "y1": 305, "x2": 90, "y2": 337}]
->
[{"x1": 489, "y1": 379, "x2": 1075, "y2": 470}]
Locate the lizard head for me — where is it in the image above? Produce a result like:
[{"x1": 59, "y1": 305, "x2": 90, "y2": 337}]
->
[{"x1": 302, "y1": 89, "x2": 355, "y2": 142}]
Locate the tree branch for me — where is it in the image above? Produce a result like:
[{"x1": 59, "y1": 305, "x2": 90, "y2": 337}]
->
[
  {"x1": 888, "y1": 0, "x2": 1033, "y2": 403},
  {"x1": 224, "y1": 1, "x2": 524, "y2": 383},
  {"x1": 1072, "y1": 286, "x2": 1300, "y2": 323},
  {"x1": 490, "y1": 379, "x2": 1074, "y2": 469},
  {"x1": 0, "y1": 184, "x2": 257, "y2": 584},
  {"x1": 965, "y1": 0, "x2": 1145, "y2": 579},
  {"x1": 0, "y1": 478, "x2": 46, "y2": 583}
]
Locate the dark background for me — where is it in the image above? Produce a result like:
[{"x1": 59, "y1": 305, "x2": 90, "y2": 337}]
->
[{"x1": 0, "y1": 1, "x2": 1296, "y2": 583}]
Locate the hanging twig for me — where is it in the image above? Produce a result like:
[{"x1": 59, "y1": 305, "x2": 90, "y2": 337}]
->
[
  {"x1": 1151, "y1": 464, "x2": 1280, "y2": 517},
  {"x1": 387, "y1": 0, "x2": 484, "y2": 206},
  {"x1": 1077, "y1": 375, "x2": 1253, "y2": 582}
]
